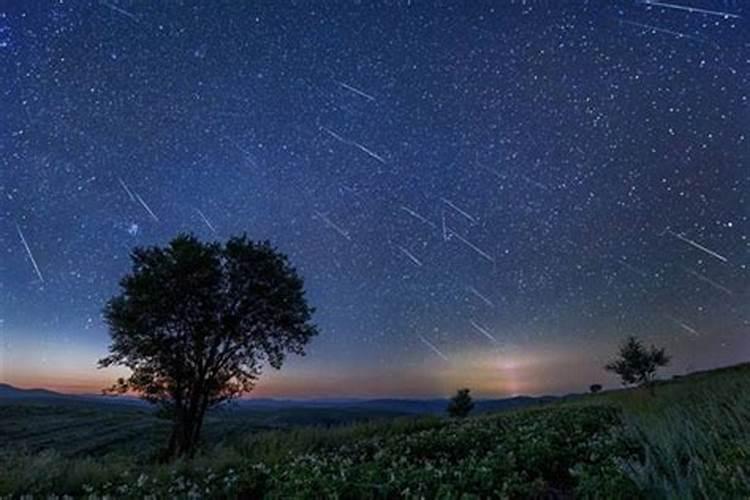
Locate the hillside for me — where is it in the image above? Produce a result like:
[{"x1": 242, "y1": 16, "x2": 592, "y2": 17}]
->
[
  {"x1": 0, "y1": 383, "x2": 556, "y2": 415},
  {"x1": 0, "y1": 385, "x2": 555, "y2": 459},
  {"x1": 1, "y1": 362, "x2": 748, "y2": 498},
  {"x1": 0, "y1": 383, "x2": 65, "y2": 400}
]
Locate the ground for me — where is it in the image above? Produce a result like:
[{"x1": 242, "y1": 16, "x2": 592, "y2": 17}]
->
[{"x1": 1, "y1": 363, "x2": 749, "y2": 498}]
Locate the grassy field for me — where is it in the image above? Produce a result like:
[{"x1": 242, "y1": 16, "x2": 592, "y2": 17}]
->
[
  {"x1": 572, "y1": 363, "x2": 750, "y2": 499},
  {"x1": 0, "y1": 402, "x2": 404, "y2": 460},
  {"x1": 1, "y1": 364, "x2": 749, "y2": 498}
]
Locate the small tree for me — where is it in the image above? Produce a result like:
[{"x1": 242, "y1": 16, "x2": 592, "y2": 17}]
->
[
  {"x1": 605, "y1": 336, "x2": 670, "y2": 395},
  {"x1": 99, "y1": 234, "x2": 318, "y2": 459},
  {"x1": 447, "y1": 388, "x2": 474, "y2": 418},
  {"x1": 589, "y1": 384, "x2": 603, "y2": 394}
]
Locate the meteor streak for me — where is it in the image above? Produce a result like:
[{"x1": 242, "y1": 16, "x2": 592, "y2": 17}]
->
[
  {"x1": 118, "y1": 177, "x2": 136, "y2": 202},
  {"x1": 684, "y1": 268, "x2": 733, "y2": 296},
  {"x1": 641, "y1": 0, "x2": 740, "y2": 19},
  {"x1": 441, "y1": 198, "x2": 477, "y2": 224},
  {"x1": 314, "y1": 210, "x2": 351, "y2": 241},
  {"x1": 417, "y1": 334, "x2": 449, "y2": 361},
  {"x1": 195, "y1": 208, "x2": 217, "y2": 234},
  {"x1": 668, "y1": 230, "x2": 728, "y2": 263},
  {"x1": 100, "y1": 0, "x2": 139, "y2": 22},
  {"x1": 470, "y1": 319, "x2": 499, "y2": 344},
  {"x1": 398, "y1": 246, "x2": 423, "y2": 267},
  {"x1": 467, "y1": 286, "x2": 494, "y2": 307},
  {"x1": 446, "y1": 227, "x2": 495, "y2": 263},
  {"x1": 400, "y1": 205, "x2": 437, "y2": 228},
  {"x1": 322, "y1": 126, "x2": 386, "y2": 164},
  {"x1": 335, "y1": 80, "x2": 376, "y2": 101},
  {"x1": 665, "y1": 314, "x2": 700, "y2": 336},
  {"x1": 16, "y1": 224, "x2": 44, "y2": 283},
  {"x1": 619, "y1": 19, "x2": 705, "y2": 42},
  {"x1": 134, "y1": 193, "x2": 160, "y2": 222}
]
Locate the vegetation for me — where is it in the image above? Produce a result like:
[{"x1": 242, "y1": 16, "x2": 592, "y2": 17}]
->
[
  {"x1": 605, "y1": 336, "x2": 670, "y2": 394},
  {"x1": 589, "y1": 384, "x2": 603, "y2": 394},
  {"x1": 0, "y1": 403, "x2": 401, "y2": 460},
  {"x1": 446, "y1": 388, "x2": 474, "y2": 418},
  {"x1": 1, "y1": 363, "x2": 748, "y2": 498},
  {"x1": 100, "y1": 234, "x2": 317, "y2": 459}
]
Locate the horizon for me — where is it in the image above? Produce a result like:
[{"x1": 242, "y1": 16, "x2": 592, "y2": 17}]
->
[
  {"x1": 6, "y1": 358, "x2": 747, "y2": 401},
  {"x1": 2, "y1": 1, "x2": 748, "y2": 400},
  {"x1": 4, "y1": 338, "x2": 744, "y2": 399}
]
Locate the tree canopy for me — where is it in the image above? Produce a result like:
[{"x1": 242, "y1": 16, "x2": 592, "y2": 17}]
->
[
  {"x1": 605, "y1": 336, "x2": 669, "y2": 394},
  {"x1": 99, "y1": 233, "x2": 317, "y2": 458},
  {"x1": 447, "y1": 388, "x2": 474, "y2": 418}
]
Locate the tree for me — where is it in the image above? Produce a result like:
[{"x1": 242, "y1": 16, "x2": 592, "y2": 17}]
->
[
  {"x1": 589, "y1": 384, "x2": 603, "y2": 394},
  {"x1": 447, "y1": 388, "x2": 474, "y2": 418},
  {"x1": 605, "y1": 336, "x2": 670, "y2": 395},
  {"x1": 99, "y1": 234, "x2": 318, "y2": 459}
]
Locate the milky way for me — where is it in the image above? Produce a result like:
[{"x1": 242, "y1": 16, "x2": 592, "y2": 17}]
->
[{"x1": 1, "y1": 0, "x2": 748, "y2": 397}]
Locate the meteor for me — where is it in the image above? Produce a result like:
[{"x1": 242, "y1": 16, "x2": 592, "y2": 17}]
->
[
  {"x1": 640, "y1": 0, "x2": 740, "y2": 19},
  {"x1": 195, "y1": 208, "x2": 217, "y2": 234},
  {"x1": 470, "y1": 319, "x2": 499, "y2": 344},
  {"x1": 322, "y1": 126, "x2": 386, "y2": 164},
  {"x1": 314, "y1": 210, "x2": 351, "y2": 241},
  {"x1": 668, "y1": 230, "x2": 728, "y2": 263},
  {"x1": 441, "y1": 198, "x2": 477, "y2": 224},
  {"x1": 417, "y1": 334, "x2": 449, "y2": 361},
  {"x1": 335, "y1": 80, "x2": 375, "y2": 101},
  {"x1": 398, "y1": 246, "x2": 423, "y2": 267},
  {"x1": 400, "y1": 205, "x2": 437, "y2": 229},
  {"x1": 134, "y1": 193, "x2": 160, "y2": 223},
  {"x1": 16, "y1": 224, "x2": 44, "y2": 283}
]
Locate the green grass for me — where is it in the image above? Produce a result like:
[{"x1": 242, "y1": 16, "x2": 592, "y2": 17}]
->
[
  {"x1": 0, "y1": 404, "x2": 170, "y2": 460},
  {"x1": 0, "y1": 402, "x2": 401, "y2": 461},
  {"x1": 572, "y1": 363, "x2": 750, "y2": 499},
  {"x1": 1, "y1": 363, "x2": 748, "y2": 498}
]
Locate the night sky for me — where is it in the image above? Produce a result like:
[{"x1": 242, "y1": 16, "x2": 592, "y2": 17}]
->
[{"x1": 2, "y1": 0, "x2": 748, "y2": 398}]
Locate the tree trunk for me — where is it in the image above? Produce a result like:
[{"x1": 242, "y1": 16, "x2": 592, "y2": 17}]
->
[
  {"x1": 191, "y1": 400, "x2": 208, "y2": 449},
  {"x1": 166, "y1": 408, "x2": 198, "y2": 460},
  {"x1": 164, "y1": 389, "x2": 211, "y2": 460}
]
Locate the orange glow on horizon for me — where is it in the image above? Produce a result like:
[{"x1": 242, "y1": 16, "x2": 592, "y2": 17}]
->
[{"x1": 3, "y1": 338, "x2": 622, "y2": 398}]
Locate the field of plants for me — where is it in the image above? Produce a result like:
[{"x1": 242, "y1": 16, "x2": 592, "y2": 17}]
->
[
  {"x1": 0, "y1": 404, "x2": 169, "y2": 459},
  {"x1": 1, "y1": 363, "x2": 749, "y2": 499},
  {"x1": 0, "y1": 402, "x2": 402, "y2": 460}
]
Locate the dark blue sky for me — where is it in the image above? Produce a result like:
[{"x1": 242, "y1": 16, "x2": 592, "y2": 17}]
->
[{"x1": 1, "y1": 0, "x2": 748, "y2": 397}]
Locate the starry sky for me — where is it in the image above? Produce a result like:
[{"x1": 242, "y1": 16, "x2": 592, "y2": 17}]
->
[{"x1": 1, "y1": 0, "x2": 748, "y2": 398}]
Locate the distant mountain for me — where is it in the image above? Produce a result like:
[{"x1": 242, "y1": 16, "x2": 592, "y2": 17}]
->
[
  {"x1": 0, "y1": 383, "x2": 146, "y2": 408},
  {"x1": 0, "y1": 383, "x2": 67, "y2": 400},
  {"x1": 0, "y1": 383, "x2": 559, "y2": 416},
  {"x1": 234, "y1": 395, "x2": 559, "y2": 415}
]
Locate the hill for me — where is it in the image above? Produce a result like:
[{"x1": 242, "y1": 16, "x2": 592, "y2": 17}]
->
[
  {"x1": 0, "y1": 382, "x2": 558, "y2": 460},
  {"x1": 1, "y1": 363, "x2": 748, "y2": 498},
  {"x1": 0, "y1": 382, "x2": 557, "y2": 416},
  {"x1": 235, "y1": 394, "x2": 558, "y2": 414},
  {"x1": 0, "y1": 383, "x2": 68, "y2": 400}
]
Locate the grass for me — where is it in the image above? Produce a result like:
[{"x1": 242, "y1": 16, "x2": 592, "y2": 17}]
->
[
  {"x1": 580, "y1": 364, "x2": 750, "y2": 498},
  {"x1": 0, "y1": 404, "x2": 170, "y2": 460},
  {"x1": 0, "y1": 403, "x2": 402, "y2": 460},
  {"x1": 1, "y1": 363, "x2": 748, "y2": 498}
]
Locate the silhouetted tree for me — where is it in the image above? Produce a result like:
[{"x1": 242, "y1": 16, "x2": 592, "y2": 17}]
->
[
  {"x1": 605, "y1": 336, "x2": 670, "y2": 395},
  {"x1": 589, "y1": 384, "x2": 603, "y2": 394},
  {"x1": 99, "y1": 234, "x2": 318, "y2": 459},
  {"x1": 447, "y1": 388, "x2": 474, "y2": 418}
]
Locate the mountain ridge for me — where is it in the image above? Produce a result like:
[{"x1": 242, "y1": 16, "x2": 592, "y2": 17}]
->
[{"x1": 0, "y1": 382, "x2": 559, "y2": 414}]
